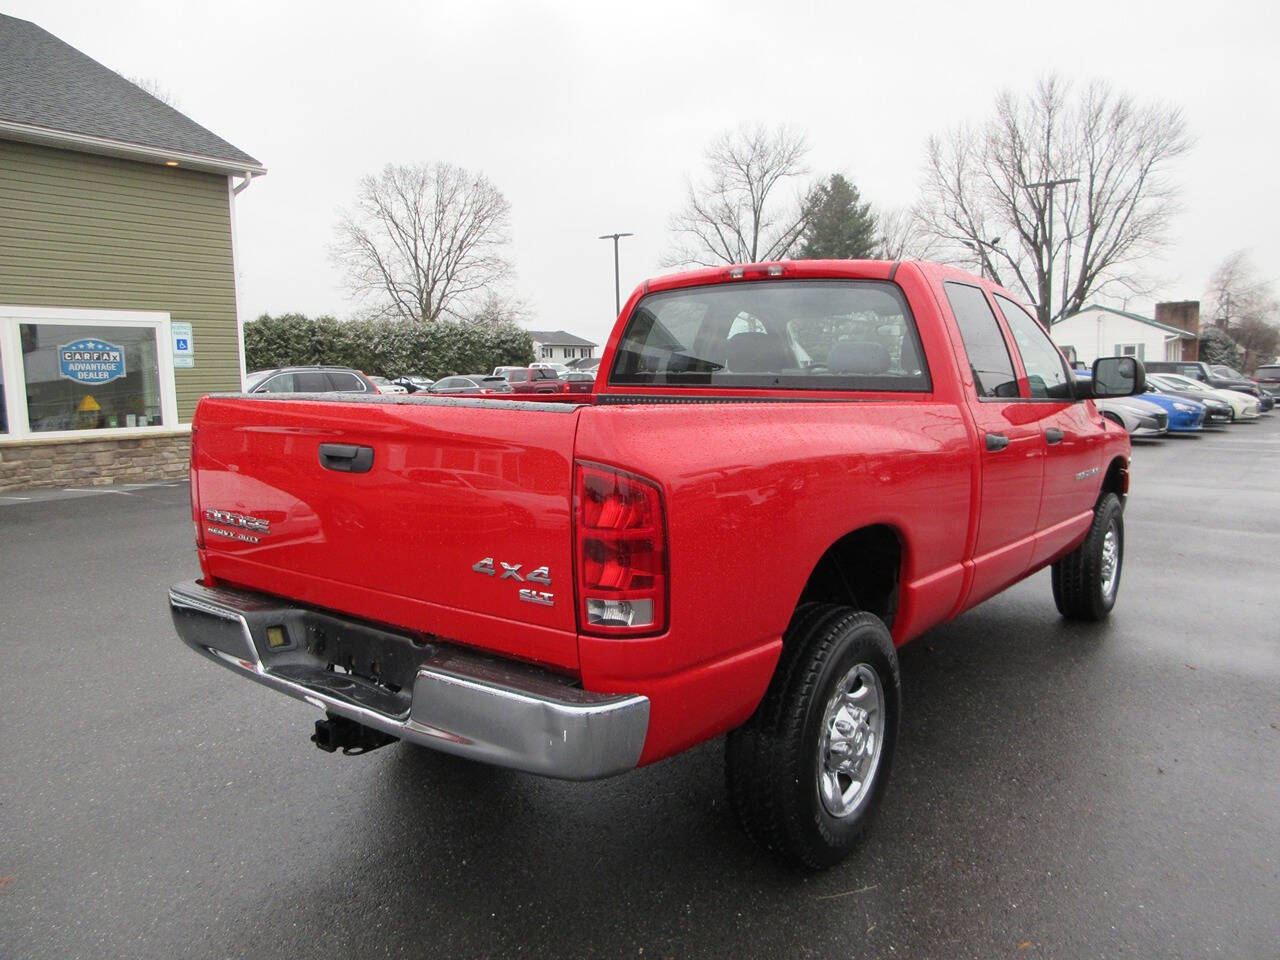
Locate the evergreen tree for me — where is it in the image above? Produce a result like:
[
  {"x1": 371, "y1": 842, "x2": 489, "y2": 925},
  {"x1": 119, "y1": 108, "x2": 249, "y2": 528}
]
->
[{"x1": 797, "y1": 174, "x2": 879, "y2": 259}]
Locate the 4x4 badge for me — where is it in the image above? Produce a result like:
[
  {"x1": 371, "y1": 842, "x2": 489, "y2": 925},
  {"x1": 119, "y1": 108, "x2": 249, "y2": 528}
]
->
[{"x1": 472, "y1": 558, "x2": 553, "y2": 600}]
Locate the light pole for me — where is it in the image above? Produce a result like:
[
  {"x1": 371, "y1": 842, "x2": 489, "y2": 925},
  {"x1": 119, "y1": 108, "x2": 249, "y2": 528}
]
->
[
  {"x1": 598, "y1": 232, "x2": 633, "y2": 318},
  {"x1": 1024, "y1": 177, "x2": 1078, "y2": 329},
  {"x1": 964, "y1": 237, "x2": 1002, "y2": 279}
]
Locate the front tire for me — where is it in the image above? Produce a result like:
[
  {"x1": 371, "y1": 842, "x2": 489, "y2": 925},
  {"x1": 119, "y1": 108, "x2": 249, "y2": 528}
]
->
[
  {"x1": 1051, "y1": 492, "x2": 1124, "y2": 621},
  {"x1": 726, "y1": 604, "x2": 900, "y2": 869}
]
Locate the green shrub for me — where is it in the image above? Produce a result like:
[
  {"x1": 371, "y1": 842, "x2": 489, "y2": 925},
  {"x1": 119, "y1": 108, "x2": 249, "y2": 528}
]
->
[{"x1": 244, "y1": 314, "x2": 535, "y2": 378}]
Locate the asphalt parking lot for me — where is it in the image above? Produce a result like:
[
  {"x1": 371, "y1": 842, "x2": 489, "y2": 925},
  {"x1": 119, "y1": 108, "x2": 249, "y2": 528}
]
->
[{"x1": 2, "y1": 418, "x2": 1278, "y2": 960}]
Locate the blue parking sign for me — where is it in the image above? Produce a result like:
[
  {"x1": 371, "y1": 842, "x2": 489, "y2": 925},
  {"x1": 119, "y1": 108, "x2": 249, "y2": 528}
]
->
[
  {"x1": 59, "y1": 339, "x2": 126, "y2": 385},
  {"x1": 172, "y1": 322, "x2": 195, "y2": 368}
]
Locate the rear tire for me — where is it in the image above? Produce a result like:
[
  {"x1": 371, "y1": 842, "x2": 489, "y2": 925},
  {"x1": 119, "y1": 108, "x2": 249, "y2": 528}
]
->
[
  {"x1": 726, "y1": 604, "x2": 900, "y2": 869},
  {"x1": 1051, "y1": 493, "x2": 1124, "y2": 621}
]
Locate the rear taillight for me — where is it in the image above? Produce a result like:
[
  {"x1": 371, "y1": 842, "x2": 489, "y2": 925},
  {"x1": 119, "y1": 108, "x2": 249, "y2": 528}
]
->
[
  {"x1": 574, "y1": 461, "x2": 667, "y2": 636},
  {"x1": 189, "y1": 425, "x2": 203, "y2": 548}
]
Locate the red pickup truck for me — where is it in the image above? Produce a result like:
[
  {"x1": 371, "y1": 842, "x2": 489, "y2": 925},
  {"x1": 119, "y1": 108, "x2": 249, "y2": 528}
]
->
[{"x1": 171, "y1": 260, "x2": 1143, "y2": 868}]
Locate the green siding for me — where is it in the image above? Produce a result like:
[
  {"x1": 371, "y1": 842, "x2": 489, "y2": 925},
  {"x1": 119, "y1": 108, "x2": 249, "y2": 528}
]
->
[{"x1": 0, "y1": 139, "x2": 241, "y2": 420}]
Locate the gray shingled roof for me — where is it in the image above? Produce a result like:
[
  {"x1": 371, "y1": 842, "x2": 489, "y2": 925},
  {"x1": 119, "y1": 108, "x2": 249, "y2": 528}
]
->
[
  {"x1": 0, "y1": 14, "x2": 261, "y2": 169},
  {"x1": 526, "y1": 329, "x2": 598, "y2": 347}
]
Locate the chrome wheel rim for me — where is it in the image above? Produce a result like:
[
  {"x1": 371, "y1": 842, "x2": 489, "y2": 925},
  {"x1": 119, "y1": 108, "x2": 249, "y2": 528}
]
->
[
  {"x1": 1100, "y1": 522, "x2": 1120, "y2": 598},
  {"x1": 817, "y1": 663, "x2": 885, "y2": 819}
]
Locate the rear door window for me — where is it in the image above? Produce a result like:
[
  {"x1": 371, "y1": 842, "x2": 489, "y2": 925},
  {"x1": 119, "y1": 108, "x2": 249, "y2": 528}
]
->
[
  {"x1": 506, "y1": 370, "x2": 529, "y2": 382},
  {"x1": 256, "y1": 373, "x2": 296, "y2": 393},
  {"x1": 293, "y1": 371, "x2": 332, "y2": 392},
  {"x1": 943, "y1": 282, "x2": 1019, "y2": 399},
  {"x1": 993, "y1": 294, "x2": 1072, "y2": 400}
]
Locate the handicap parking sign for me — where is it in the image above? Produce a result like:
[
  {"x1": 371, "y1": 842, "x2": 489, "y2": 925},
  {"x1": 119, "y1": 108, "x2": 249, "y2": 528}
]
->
[
  {"x1": 58, "y1": 339, "x2": 126, "y2": 385},
  {"x1": 172, "y1": 322, "x2": 195, "y2": 368}
]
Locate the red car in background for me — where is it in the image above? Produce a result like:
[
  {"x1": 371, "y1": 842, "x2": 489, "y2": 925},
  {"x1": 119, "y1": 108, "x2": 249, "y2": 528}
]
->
[
  {"x1": 560, "y1": 371, "x2": 596, "y2": 394},
  {"x1": 491, "y1": 366, "x2": 562, "y2": 394}
]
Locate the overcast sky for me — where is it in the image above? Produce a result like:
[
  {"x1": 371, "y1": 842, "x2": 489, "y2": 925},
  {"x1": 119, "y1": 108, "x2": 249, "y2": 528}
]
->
[{"x1": 9, "y1": 0, "x2": 1278, "y2": 346}]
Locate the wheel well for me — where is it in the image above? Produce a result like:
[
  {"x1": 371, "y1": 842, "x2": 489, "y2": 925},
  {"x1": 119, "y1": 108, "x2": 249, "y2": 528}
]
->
[
  {"x1": 1100, "y1": 456, "x2": 1128, "y2": 503},
  {"x1": 797, "y1": 525, "x2": 902, "y2": 629}
]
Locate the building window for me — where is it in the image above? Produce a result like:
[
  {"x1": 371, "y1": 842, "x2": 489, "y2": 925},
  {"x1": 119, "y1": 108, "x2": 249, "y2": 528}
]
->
[
  {"x1": 1114, "y1": 343, "x2": 1145, "y2": 360},
  {"x1": 20, "y1": 323, "x2": 162, "y2": 431},
  {"x1": 0, "y1": 307, "x2": 178, "y2": 440},
  {"x1": 540, "y1": 345, "x2": 552, "y2": 359}
]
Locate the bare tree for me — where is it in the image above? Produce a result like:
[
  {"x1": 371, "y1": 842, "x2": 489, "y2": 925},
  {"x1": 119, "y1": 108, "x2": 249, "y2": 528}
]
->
[
  {"x1": 127, "y1": 75, "x2": 181, "y2": 109},
  {"x1": 916, "y1": 76, "x2": 1191, "y2": 326},
  {"x1": 332, "y1": 163, "x2": 512, "y2": 322},
  {"x1": 663, "y1": 124, "x2": 811, "y2": 267},
  {"x1": 875, "y1": 206, "x2": 941, "y2": 260},
  {"x1": 1204, "y1": 251, "x2": 1274, "y2": 329},
  {"x1": 466, "y1": 291, "x2": 532, "y2": 325},
  {"x1": 1203, "y1": 251, "x2": 1279, "y2": 368}
]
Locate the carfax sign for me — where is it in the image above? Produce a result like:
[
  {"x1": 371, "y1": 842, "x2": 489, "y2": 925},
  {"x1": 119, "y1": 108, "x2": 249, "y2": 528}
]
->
[{"x1": 58, "y1": 338, "x2": 126, "y2": 385}]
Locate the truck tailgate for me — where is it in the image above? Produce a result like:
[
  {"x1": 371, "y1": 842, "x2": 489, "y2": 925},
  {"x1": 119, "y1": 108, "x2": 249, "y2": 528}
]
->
[{"x1": 192, "y1": 394, "x2": 583, "y2": 670}]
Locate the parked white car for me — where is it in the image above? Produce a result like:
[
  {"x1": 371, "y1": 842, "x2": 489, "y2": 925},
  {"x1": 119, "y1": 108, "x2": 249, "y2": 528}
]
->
[
  {"x1": 1147, "y1": 373, "x2": 1259, "y2": 421},
  {"x1": 368, "y1": 376, "x2": 408, "y2": 395},
  {"x1": 529, "y1": 362, "x2": 570, "y2": 377}
]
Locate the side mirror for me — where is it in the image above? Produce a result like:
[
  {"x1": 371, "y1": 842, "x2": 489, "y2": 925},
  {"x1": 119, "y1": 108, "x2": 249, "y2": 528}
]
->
[{"x1": 1091, "y1": 356, "x2": 1146, "y2": 398}]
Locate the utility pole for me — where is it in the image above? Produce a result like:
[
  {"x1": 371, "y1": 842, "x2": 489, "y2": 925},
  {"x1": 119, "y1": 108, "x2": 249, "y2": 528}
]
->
[
  {"x1": 598, "y1": 232, "x2": 634, "y2": 318},
  {"x1": 1024, "y1": 177, "x2": 1078, "y2": 330}
]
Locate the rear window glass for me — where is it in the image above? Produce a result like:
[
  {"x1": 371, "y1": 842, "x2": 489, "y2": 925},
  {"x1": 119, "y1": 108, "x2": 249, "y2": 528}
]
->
[
  {"x1": 1255, "y1": 366, "x2": 1280, "y2": 377},
  {"x1": 326, "y1": 372, "x2": 367, "y2": 392},
  {"x1": 609, "y1": 280, "x2": 929, "y2": 391}
]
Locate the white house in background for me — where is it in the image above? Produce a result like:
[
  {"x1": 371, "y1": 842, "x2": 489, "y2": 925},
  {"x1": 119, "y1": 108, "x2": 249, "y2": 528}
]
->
[
  {"x1": 1050, "y1": 304, "x2": 1196, "y2": 366},
  {"x1": 527, "y1": 329, "x2": 598, "y2": 364}
]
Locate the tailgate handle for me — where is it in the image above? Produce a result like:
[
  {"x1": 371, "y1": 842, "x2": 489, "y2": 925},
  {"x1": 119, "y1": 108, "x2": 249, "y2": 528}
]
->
[{"x1": 318, "y1": 443, "x2": 374, "y2": 473}]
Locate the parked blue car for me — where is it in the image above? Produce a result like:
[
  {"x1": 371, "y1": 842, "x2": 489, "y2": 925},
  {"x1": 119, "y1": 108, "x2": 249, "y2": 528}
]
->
[
  {"x1": 1073, "y1": 368, "x2": 1206, "y2": 432},
  {"x1": 1131, "y1": 390, "x2": 1205, "y2": 432}
]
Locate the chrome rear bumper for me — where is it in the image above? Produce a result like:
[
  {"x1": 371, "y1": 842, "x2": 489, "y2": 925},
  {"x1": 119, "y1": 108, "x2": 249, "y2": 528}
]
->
[{"x1": 169, "y1": 580, "x2": 649, "y2": 780}]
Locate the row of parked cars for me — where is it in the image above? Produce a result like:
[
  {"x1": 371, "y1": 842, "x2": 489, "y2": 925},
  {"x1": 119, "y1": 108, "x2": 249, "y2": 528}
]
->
[
  {"x1": 244, "y1": 362, "x2": 599, "y2": 399},
  {"x1": 242, "y1": 357, "x2": 1277, "y2": 441},
  {"x1": 1084, "y1": 360, "x2": 1278, "y2": 437}
]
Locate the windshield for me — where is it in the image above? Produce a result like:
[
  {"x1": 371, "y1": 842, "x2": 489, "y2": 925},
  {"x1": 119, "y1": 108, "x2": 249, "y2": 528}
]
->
[{"x1": 610, "y1": 279, "x2": 930, "y2": 391}]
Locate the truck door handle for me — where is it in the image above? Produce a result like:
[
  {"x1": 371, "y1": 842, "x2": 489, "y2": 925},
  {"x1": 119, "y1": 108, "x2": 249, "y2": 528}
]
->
[
  {"x1": 1045, "y1": 428, "x2": 1064, "y2": 445},
  {"x1": 318, "y1": 443, "x2": 374, "y2": 473},
  {"x1": 985, "y1": 432, "x2": 1010, "y2": 452}
]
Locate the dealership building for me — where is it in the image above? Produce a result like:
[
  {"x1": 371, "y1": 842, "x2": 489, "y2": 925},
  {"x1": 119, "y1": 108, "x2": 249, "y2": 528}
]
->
[{"x1": 0, "y1": 14, "x2": 263, "y2": 492}]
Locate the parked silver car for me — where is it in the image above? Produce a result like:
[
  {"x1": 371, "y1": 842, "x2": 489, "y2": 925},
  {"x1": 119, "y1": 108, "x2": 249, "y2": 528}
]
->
[{"x1": 1094, "y1": 396, "x2": 1169, "y2": 437}]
